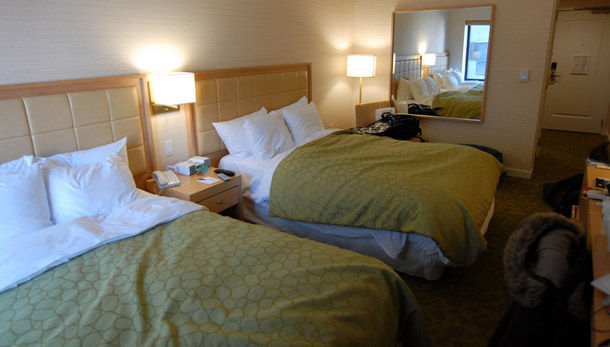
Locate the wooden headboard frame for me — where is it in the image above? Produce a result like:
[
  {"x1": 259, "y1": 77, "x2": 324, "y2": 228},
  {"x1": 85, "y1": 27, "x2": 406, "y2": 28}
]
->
[
  {"x1": 187, "y1": 64, "x2": 312, "y2": 166},
  {"x1": 391, "y1": 52, "x2": 449, "y2": 97},
  {"x1": 0, "y1": 75, "x2": 155, "y2": 189}
]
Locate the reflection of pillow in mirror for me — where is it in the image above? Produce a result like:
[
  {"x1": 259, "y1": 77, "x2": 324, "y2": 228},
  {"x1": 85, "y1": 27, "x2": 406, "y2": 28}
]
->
[
  {"x1": 441, "y1": 74, "x2": 459, "y2": 90},
  {"x1": 424, "y1": 77, "x2": 439, "y2": 95},
  {"x1": 407, "y1": 78, "x2": 430, "y2": 100},
  {"x1": 451, "y1": 70, "x2": 464, "y2": 85},
  {"x1": 396, "y1": 78, "x2": 412, "y2": 101},
  {"x1": 431, "y1": 73, "x2": 443, "y2": 89}
]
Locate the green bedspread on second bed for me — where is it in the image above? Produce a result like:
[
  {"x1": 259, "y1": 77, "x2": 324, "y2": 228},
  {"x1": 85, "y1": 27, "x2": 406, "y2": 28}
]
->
[
  {"x1": 0, "y1": 210, "x2": 428, "y2": 346},
  {"x1": 269, "y1": 131, "x2": 504, "y2": 265},
  {"x1": 432, "y1": 83, "x2": 484, "y2": 119}
]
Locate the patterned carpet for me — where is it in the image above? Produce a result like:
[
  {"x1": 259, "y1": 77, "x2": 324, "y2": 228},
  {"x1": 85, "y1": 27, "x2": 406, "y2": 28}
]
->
[{"x1": 400, "y1": 130, "x2": 606, "y2": 346}]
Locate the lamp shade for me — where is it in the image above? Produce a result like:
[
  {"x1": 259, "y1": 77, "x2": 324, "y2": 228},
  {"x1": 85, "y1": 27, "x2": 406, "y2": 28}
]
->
[
  {"x1": 422, "y1": 53, "x2": 436, "y2": 67},
  {"x1": 150, "y1": 72, "x2": 196, "y2": 106},
  {"x1": 347, "y1": 55, "x2": 376, "y2": 78}
]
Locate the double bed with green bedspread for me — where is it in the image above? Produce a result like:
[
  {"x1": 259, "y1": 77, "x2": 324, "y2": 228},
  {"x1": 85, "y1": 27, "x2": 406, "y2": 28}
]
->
[
  {"x1": 0, "y1": 210, "x2": 429, "y2": 346},
  {"x1": 269, "y1": 131, "x2": 504, "y2": 266}
]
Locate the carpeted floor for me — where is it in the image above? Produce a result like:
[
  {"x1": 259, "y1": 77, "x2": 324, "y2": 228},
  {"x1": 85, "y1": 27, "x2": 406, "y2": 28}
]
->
[{"x1": 400, "y1": 129, "x2": 606, "y2": 347}]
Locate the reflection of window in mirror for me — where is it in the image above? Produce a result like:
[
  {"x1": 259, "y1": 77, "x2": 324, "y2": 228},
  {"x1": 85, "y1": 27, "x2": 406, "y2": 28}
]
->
[{"x1": 464, "y1": 21, "x2": 490, "y2": 81}]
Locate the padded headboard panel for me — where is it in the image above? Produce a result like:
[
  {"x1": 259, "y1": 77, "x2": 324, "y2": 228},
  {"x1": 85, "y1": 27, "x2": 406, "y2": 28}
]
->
[
  {"x1": 391, "y1": 52, "x2": 449, "y2": 97},
  {"x1": 189, "y1": 64, "x2": 312, "y2": 164},
  {"x1": 0, "y1": 75, "x2": 154, "y2": 189}
]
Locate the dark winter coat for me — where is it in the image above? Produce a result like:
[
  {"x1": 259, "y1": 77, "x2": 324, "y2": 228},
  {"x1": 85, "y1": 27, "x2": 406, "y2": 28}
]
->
[{"x1": 489, "y1": 212, "x2": 591, "y2": 347}]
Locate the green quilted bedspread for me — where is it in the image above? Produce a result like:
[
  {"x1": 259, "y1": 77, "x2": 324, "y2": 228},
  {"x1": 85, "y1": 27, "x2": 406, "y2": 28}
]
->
[
  {"x1": 0, "y1": 210, "x2": 429, "y2": 346},
  {"x1": 432, "y1": 84, "x2": 484, "y2": 119},
  {"x1": 269, "y1": 131, "x2": 504, "y2": 265}
]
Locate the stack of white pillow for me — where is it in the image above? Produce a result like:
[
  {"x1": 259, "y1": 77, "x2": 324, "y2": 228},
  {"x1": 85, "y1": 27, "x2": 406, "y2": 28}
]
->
[
  {"x1": 0, "y1": 138, "x2": 140, "y2": 244},
  {"x1": 431, "y1": 68, "x2": 468, "y2": 91},
  {"x1": 394, "y1": 68, "x2": 478, "y2": 106},
  {"x1": 212, "y1": 96, "x2": 326, "y2": 162}
]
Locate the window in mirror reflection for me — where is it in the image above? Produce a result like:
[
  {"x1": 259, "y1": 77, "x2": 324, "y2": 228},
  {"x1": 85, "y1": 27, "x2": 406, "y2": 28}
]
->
[{"x1": 464, "y1": 22, "x2": 490, "y2": 81}]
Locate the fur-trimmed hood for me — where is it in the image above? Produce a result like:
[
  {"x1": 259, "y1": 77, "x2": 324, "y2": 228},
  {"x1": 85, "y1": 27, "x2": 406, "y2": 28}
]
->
[{"x1": 503, "y1": 212, "x2": 584, "y2": 308}]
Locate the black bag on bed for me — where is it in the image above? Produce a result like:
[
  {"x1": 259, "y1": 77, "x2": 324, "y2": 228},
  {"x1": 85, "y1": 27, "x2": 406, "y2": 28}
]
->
[{"x1": 352, "y1": 112, "x2": 422, "y2": 141}]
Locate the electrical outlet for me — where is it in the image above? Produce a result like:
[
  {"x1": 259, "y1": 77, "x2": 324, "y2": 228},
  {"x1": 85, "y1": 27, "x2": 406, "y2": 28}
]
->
[{"x1": 164, "y1": 140, "x2": 174, "y2": 156}]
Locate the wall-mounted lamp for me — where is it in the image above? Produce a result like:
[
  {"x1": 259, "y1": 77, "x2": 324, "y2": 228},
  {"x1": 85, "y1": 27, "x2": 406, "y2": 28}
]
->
[
  {"x1": 421, "y1": 53, "x2": 436, "y2": 78},
  {"x1": 347, "y1": 54, "x2": 376, "y2": 104},
  {"x1": 149, "y1": 72, "x2": 196, "y2": 115}
]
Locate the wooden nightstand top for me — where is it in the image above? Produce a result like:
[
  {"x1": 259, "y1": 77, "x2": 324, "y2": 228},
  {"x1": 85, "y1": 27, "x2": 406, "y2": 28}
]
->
[{"x1": 146, "y1": 168, "x2": 243, "y2": 219}]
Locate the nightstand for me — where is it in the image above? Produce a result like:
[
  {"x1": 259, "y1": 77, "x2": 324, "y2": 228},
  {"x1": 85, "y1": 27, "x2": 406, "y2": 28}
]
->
[{"x1": 146, "y1": 168, "x2": 243, "y2": 220}]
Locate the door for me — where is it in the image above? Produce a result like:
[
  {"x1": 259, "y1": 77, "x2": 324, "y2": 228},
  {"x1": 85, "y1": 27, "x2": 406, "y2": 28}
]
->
[{"x1": 541, "y1": 10, "x2": 610, "y2": 134}]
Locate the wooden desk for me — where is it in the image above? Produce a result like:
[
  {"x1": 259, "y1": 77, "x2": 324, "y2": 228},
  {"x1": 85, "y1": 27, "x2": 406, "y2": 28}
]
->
[{"x1": 581, "y1": 165, "x2": 610, "y2": 346}]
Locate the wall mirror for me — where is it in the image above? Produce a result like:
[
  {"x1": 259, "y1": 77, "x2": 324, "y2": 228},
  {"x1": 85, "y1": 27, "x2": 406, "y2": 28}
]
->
[{"x1": 390, "y1": 5, "x2": 494, "y2": 122}]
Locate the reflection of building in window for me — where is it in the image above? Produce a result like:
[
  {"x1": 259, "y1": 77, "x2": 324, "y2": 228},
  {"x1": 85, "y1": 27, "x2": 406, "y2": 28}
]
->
[{"x1": 464, "y1": 22, "x2": 490, "y2": 81}]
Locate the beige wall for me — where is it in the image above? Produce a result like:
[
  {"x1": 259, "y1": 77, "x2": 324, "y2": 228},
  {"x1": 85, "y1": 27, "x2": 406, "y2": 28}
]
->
[
  {"x1": 0, "y1": 0, "x2": 355, "y2": 169},
  {"x1": 353, "y1": 0, "x2": 558, "y2": 177},
  {"x1": 1, "y1": 0, "x2": 559, "y2": 175}
]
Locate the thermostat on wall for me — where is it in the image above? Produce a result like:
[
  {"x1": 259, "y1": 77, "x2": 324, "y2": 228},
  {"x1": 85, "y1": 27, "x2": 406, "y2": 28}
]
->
[{"x1": 519, "y1": 69, "x2": 529, "y2": 82}]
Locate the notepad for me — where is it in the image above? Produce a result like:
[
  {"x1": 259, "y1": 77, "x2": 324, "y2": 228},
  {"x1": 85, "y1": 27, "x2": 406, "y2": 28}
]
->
[{"x1": 197, "y1": 177, "x2": 220, "y2": 185}]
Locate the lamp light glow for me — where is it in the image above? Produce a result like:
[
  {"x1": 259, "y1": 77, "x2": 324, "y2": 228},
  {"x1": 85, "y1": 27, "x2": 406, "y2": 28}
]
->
[
  {"x1": 347, "y1": 55, "x2": 377, "y2": 77},
  {"x1": 347, "y1": 55, "x2": 376, "y2": 104},
  {"x1": 422, "y1": 53, "x2": 436, "y2": 67},
  {"x1": 149, "y1": 72, "x2": 196, "y2": 106}
]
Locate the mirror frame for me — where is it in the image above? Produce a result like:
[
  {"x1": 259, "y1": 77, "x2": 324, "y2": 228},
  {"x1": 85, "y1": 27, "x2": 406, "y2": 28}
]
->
[{"x1": 389, "y1": 5, "x2": 495, "y2": 123}]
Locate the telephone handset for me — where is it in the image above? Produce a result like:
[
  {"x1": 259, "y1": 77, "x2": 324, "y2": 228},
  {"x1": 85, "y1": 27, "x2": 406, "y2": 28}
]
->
[{"x1": 152, "y1": 170, "x2": 180, "y2": 189}]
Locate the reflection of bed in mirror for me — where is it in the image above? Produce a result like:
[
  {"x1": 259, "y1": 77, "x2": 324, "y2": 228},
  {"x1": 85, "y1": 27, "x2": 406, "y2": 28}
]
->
[
  {"x1": 189, "y1": 64, "x2": 504, "y2": 281},
  {"x1": 391, "y1": 5, "x2": 494, "y2": 122},
  {"x1": 391, "y1": 52, "x2": 485, "y2": 120}
]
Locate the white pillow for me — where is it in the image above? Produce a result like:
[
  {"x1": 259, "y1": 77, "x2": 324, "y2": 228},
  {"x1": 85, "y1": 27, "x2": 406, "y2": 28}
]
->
[
  {"x1": 441, "y1": 74, "x2": 459, "y2": 90},
  {"x1": 46, "y1": 154, "x2": 140, "y2": 224},
  {"x1": 451, "y1": 70, "x2": 464, "y2": 85},
  {"x1": 45, "y1": 137, "x2": 128, "y2": 167},
  {"x1": 431, "y1": 73, "x2": 443, "y2": 89},
  {"x1": 0, "y1": 155, "x2": 36, "y2": 173},
  {"x1": 212, "y1": 107, "x2": 267, "y2": 159},
  {"x1": 243, "y1": 112, "x2": 296, "y2": 162},
  {"x1": 281, "y1": 101, "x2": 325, "y2": 145},
  {"x1": 0, "y1": 163, "x2": 53, "y2": 244},
  {"x1": 408, "y1": 78, "x2": 430, "y2": 100},
  {"x1": 424, "y1": 77, "x2": 439, "y2": 95},
  {"x1": 396, "y1": 78, "x2": 413, "y2": 101}
]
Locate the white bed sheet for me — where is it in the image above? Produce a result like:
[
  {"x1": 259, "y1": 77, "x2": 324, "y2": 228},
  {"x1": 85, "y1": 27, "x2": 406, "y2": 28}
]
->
[
  {"x1": 0, "y1": 193, "x2": 202, "y2": 293},
  {"x1": 220, "y1": 135, "x2": 495, "y2": 280}
]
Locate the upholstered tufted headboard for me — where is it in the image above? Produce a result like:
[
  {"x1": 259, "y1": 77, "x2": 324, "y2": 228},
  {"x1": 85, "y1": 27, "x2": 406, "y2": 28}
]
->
[
  {"x1": 188, "y1": 64, "x2": 312, "y2": 166},
  {"x1": 0, "y1": 75, "x2": 155, "y2": 189}
]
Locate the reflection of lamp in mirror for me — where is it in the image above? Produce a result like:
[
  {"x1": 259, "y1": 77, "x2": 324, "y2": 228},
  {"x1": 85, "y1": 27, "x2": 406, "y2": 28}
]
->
[
  {"x1": 149, "y1": 72, "x2": 196, "y2": 115},
  {"x1": 347, "y1": 55, "x2": 376, "y2": 104},
  {"x1": 421, "y1": 53, "x2": 436, "y2": 77}
]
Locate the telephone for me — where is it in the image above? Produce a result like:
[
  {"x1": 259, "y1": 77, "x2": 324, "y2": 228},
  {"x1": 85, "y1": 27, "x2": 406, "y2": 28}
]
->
[{"x1": 152, "y1": 170, "x2": 180, "y2": 189}]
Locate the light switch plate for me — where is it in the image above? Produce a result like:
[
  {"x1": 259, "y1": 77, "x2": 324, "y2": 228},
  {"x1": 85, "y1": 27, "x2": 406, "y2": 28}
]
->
[
  {"x1": 164, "y1": 140, "x2": 174, "y2": 156},
  {"x1": 519, "y1": 69, "x2": 529, "y2": 82}
]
